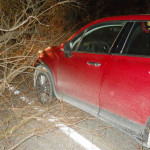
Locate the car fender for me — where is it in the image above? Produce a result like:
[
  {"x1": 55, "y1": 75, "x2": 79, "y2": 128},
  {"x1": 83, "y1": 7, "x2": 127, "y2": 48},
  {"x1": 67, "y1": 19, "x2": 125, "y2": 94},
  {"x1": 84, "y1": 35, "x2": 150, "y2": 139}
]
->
[{"x1": 34, "y1": 46, "x2": 62, "y2": 89}]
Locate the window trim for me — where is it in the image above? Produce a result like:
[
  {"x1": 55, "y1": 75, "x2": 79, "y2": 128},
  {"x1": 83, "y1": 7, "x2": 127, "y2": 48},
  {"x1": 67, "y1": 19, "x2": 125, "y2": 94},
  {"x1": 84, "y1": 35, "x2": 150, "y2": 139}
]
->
[
  {"x1": 110, "y1": 22, "x2": 134, "y2": 54},
  {"x1": 71, "y1": 31, "x2": 85, "y2": 51},
  {"x1": 120, "y1": 22, "x2": 136, "y2": 54},
  {"x1": 74, "y1": 29, "x2": 87, "y2": 52}
]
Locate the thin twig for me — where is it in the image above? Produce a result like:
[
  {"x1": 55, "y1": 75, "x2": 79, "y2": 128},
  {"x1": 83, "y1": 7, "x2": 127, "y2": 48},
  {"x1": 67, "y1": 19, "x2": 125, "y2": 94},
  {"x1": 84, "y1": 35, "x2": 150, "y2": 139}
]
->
[{"x1": 8, "y1": 133, "x2": 34, "y2": 150}]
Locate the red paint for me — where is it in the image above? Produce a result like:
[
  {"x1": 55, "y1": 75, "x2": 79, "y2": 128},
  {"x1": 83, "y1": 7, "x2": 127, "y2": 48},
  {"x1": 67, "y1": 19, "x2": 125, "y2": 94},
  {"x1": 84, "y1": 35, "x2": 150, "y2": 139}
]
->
[
  {"x1": 38, "y1": 46, "x2": 61, "y2": 86},
  {"x1": 100, "y1": 55, "x2": 150, "y2": 125},
  {"x1": 57, "y1": 51, "x2": 110, "y2": 106},
  {"x1": 37, "y1": 15, "x2": 150, "y2": 126}
]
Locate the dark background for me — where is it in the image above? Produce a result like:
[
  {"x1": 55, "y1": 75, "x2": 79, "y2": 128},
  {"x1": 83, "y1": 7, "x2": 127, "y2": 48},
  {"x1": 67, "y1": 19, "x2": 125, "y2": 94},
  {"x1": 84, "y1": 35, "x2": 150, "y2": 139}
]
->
[
  {"x1": 83, "y1": 0, "x2": 149, "y2": 18},
  {"x1": 79, "y1": 0, "x2": 149, "y2": 22},
  {"x1": 62, "y1": 0, "x2": 150, "y2": 31}
]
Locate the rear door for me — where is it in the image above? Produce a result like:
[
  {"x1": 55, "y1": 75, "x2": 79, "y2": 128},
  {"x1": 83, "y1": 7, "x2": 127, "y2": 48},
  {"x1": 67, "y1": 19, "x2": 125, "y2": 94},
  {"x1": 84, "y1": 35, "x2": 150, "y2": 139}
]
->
[
  {"x1": 100, "y1": 21, "x2": 150, "y2": 125},
  {"x1": 57, "y1": 21, "x2": 125, "y2": 107}
]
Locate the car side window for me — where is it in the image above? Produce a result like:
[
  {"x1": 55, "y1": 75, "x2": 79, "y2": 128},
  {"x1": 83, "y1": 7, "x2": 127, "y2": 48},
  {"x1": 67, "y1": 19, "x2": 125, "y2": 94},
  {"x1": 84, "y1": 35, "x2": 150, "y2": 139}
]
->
[
  {"x1": 77, "y1": 22, "x2": 125, "y2": 54},
  {"x1": 123, "y1": 22, "x2": 150, "y2": 56}
]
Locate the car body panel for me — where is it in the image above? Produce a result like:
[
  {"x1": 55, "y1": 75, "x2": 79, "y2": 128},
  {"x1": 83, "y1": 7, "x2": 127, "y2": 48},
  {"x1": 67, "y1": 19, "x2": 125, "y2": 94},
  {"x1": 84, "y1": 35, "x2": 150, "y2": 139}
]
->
[
  {"x1": 37, "y1": 46, "x2": 62, "y2": 87},
  {"x1": 100, "y1": 55, "x2": 150, "y2": 125},
  {"x1": 57, "y1": 51, "x2": 110, "y2": 106}
]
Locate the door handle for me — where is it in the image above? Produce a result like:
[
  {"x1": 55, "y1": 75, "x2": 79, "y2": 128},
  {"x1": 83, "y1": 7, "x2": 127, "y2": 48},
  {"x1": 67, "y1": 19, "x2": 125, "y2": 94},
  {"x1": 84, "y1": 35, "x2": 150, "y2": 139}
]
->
[{"x1": 87, "y1": 62, "x2": 101, "y2": 67}]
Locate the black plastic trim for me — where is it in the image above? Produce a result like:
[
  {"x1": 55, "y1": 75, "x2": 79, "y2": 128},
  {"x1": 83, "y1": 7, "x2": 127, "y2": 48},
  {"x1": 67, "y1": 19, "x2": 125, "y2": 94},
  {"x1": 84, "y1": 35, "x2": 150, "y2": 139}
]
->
[
  {"x1": 54, "y1": 91, "x2": 149, "y2": 148},
  {"x1": 111, "y1": 22, "x2": 135, "y2": 54}
]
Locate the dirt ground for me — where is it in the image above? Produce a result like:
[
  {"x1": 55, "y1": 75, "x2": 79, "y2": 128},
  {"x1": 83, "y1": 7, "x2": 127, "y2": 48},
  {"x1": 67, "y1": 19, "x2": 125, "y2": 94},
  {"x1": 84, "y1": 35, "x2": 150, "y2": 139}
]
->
[{"x1": 0, "y1": 76, "x2": 148, "y2": 150}]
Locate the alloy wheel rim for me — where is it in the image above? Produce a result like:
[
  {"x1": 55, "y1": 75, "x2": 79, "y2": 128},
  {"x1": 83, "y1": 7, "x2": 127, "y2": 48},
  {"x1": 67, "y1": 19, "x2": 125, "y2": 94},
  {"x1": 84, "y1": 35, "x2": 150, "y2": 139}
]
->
[{"x1": 36, "y1": 73, "x2": 50, "y2": 104}]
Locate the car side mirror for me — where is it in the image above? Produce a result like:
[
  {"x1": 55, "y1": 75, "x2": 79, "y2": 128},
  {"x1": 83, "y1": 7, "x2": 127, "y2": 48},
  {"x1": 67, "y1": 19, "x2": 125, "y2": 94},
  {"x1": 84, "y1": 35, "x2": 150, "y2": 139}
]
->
[{"x1": 64, "y1": 41, "x2": 72, "y2": 57}]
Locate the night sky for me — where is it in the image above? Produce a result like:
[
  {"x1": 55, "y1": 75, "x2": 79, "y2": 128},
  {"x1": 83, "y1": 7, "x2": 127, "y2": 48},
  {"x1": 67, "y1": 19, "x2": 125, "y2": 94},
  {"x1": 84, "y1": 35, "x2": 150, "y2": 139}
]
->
[{"x1": 83, "y1": 0, "x2": 149, "y2": 18}]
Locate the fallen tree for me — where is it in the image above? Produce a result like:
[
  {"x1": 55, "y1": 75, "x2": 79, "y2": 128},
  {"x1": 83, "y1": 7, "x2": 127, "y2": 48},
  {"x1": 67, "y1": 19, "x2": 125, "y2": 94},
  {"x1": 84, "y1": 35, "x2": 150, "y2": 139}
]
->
[{"x1": 0, "y1": 0, "x2": 80, "y2": 96}]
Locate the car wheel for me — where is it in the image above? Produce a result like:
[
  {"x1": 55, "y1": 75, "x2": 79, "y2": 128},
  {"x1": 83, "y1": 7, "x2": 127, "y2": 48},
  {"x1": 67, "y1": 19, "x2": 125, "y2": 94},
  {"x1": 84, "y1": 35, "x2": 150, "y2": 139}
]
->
[{"x1": 35, "y1": 68, "x2": 54, "y2": 105}]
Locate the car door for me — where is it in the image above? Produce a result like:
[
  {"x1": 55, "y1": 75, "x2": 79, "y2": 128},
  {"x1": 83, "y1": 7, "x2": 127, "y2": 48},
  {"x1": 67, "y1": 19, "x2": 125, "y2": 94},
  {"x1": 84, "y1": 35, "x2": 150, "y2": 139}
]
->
[
  {"x1": 57, "y1": 21, "x2": 125, "y2": 107},
  {"x1": 100, "y1": 21, "x2": 150, "y2": 125}
]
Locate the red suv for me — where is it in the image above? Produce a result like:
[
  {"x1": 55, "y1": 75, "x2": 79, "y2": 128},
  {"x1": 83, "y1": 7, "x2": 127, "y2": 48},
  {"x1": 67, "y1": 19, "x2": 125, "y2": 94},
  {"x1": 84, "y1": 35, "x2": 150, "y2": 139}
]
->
[{"x1": 34, "y1": 15, "x2": 150, "y2": 148}]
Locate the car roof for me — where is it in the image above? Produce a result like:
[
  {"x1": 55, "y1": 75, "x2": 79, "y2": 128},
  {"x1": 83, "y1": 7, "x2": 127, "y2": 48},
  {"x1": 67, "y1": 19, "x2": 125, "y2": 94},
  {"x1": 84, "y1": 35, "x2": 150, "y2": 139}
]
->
[{"x1": 68, "y1": 15, "x2": 150, "y2": 41}]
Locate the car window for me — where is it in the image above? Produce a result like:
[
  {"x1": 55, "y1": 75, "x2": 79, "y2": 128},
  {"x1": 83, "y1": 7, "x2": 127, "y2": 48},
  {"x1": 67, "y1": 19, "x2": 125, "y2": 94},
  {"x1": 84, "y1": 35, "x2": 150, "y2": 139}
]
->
[
  {"x1": 77, "y1": 22, "x2": 125, "y2": 54},
  {"x1": 123, "y1": 22, "x2": 150, "y2": 56}
]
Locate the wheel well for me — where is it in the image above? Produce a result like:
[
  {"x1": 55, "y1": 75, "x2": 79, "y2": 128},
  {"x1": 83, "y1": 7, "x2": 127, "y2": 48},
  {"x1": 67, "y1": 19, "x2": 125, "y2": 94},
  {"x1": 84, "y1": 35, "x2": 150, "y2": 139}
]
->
[{"x1": 34, "y1": 63, "x2": 57, "y2": 96}]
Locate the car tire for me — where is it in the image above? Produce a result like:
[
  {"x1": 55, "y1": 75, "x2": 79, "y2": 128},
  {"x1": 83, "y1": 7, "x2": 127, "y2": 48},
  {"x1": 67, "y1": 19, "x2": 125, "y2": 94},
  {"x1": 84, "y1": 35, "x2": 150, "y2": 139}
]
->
[{"x1": 34, "y1": 65, "x2": 55, "y2": 105}]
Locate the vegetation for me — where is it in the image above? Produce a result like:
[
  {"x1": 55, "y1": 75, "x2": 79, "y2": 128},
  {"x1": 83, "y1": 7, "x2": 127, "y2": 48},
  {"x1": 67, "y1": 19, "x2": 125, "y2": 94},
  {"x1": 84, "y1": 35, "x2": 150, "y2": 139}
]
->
[{"x1": 0, "y1": 1, "x2": 82, "y2": 149}]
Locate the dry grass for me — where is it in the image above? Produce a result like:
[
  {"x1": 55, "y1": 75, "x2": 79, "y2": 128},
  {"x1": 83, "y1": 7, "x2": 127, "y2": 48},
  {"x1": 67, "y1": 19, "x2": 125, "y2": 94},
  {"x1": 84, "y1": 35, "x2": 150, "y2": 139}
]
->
[
  {"x1": 0, "y1": 1, "x2": 82, "y2": 149},
  {"x1": 0, "y1": 77, "x2": 92, "y2": 150}
]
